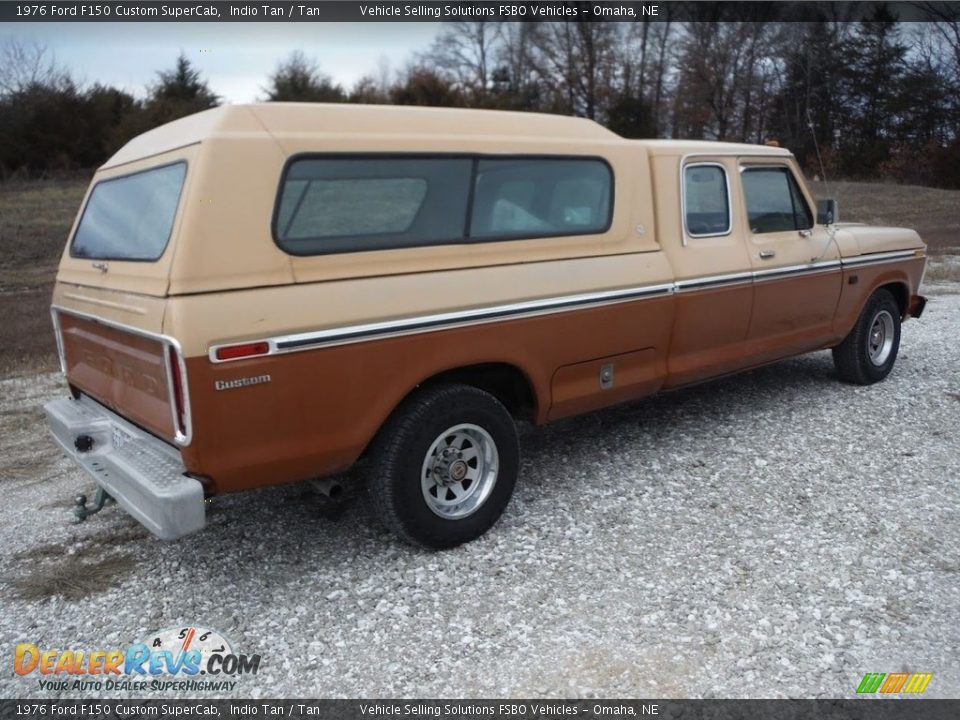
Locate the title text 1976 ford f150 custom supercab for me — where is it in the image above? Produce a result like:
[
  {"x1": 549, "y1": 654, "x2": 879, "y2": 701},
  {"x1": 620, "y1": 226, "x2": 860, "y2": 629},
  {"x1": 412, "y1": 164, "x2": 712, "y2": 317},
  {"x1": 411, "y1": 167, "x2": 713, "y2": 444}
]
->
[{"x1": 44, "y1": 104, "x2": 927, "y2": 547}]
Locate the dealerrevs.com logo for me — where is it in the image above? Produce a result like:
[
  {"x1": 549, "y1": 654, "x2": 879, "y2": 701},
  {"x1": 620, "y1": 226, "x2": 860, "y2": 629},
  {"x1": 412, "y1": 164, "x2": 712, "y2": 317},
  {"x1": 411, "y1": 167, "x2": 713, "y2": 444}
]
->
[{"x1": 14, "y1": 626, "x2": 261, "y2": 692}]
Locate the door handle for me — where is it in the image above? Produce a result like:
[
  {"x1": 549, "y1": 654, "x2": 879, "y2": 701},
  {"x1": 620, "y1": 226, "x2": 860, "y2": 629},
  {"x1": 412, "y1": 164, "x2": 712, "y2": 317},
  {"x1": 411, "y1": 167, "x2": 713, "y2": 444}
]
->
[{"x1": 759, "y1": 250, "x2": 776, "y2": 259}]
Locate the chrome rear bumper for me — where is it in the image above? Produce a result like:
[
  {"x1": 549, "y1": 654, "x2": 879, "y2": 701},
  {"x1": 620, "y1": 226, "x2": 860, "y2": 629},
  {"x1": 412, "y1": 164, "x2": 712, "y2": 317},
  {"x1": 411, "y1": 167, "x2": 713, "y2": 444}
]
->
[{"x1": 44, "y1": 395, "x2": 205, "y2": 540}]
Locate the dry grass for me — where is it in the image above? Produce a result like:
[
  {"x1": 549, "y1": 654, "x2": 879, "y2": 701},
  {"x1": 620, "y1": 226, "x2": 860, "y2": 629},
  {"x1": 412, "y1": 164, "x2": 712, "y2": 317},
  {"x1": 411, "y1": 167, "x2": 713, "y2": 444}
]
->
[
  {"x1": 6, "y1": 553, "x2": 136, "y2": 601},
  {"x1": 0, "y1": 177, "x2": 88, "y2": 376},
  {"x1": 0, "y1": 288, "x2": 61, "y2": 377},
  {"x1": 923, "y1": 255, "x2": 960, "y2": 284},
  {"x1": 6, "y1": 520, "x2": 143, "y2": 601},
  {"x1": 0, "y1": 177, "x2": 88, "y2": 271},
  {"x1": 810, "y1": 180, "x2": 960, "y2": 256}
]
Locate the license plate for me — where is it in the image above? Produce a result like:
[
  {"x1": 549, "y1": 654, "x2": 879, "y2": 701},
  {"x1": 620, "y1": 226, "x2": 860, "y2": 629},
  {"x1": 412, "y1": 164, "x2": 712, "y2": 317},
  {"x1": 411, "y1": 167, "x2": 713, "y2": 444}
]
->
[{"x1": 111, "y1": 425, "x2": 134, "y2": 449}]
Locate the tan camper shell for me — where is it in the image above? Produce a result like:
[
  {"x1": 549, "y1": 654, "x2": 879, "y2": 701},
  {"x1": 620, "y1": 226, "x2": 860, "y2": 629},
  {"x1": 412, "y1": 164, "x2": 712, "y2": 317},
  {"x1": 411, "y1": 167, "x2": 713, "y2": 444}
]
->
[{"x1": 44, "y1": 104, "x2": 928, "y2": 547}]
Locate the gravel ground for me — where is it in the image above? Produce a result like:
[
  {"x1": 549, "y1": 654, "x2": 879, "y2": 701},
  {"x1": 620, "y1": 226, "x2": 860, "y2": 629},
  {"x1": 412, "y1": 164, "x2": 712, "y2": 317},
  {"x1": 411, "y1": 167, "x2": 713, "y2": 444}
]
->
[{"x1": 1, "y1": 286, "x2": 958, "y2": 700}]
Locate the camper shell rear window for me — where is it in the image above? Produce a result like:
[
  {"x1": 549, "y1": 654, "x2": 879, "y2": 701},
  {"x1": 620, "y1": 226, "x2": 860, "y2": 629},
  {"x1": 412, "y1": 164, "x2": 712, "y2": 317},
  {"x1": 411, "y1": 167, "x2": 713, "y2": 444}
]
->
[
  {"x1": 70, "y1": 162, "x2": 187, "y2": 262},
  {"x1": 273, "y1": 154, "x2": 614, "y2": 255}
]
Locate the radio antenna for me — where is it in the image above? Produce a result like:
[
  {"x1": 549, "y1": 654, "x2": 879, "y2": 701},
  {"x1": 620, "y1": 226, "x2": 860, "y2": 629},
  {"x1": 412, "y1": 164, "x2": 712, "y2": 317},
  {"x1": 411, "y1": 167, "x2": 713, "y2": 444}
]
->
[
  {"x1": 806, "y1": 106, "x2": 839, "y2": 263},
  {"x1": 807, "y1": 106, "x2": 829, "y2": 195}
]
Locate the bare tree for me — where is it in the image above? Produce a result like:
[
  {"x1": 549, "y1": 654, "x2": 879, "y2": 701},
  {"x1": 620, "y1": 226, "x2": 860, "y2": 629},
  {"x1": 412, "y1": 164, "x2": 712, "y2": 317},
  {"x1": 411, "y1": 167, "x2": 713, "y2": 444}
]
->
[
  {"x1": 0, "y1": 38, "x2": 69, "y2": 95},
  {"x1": 526, "y1": 20, "x2": 619, "y2": 119},
  {"x1": 375, "y1": 54, "x2": 393, "y2": 96},
  {"x1": 671, "y1": 21, "x2": 782, "y2": 142},
  {"x1": 612, "y1": 17, "x2": 674, "y2": 135},
  {"x1": 425, "y1": 21, "x2": 502, "y2": 103},
  {"x1": 916, "y1": 2, "x2": 960, "y2": 84},
  {"x1": 491, "y1": 22, "x2": 540, "y2": 108}
]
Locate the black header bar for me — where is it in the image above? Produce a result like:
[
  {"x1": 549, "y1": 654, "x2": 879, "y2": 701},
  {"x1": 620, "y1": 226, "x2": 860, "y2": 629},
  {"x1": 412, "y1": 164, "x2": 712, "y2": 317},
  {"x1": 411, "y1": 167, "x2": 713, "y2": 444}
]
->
[{"x1": 2, "y1": 1, "x2": 959, "y2": 23}]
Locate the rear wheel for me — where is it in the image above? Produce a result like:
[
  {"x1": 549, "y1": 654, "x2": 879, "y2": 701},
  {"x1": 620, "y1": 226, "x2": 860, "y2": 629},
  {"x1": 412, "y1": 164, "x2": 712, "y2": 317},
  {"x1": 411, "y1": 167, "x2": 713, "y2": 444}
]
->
[
  {"x1": 832, "y1": 288, "x2": 901, "y2": 385},
  {"x1": 368, "y1": 384, "x2": 519, "y2": 549}
]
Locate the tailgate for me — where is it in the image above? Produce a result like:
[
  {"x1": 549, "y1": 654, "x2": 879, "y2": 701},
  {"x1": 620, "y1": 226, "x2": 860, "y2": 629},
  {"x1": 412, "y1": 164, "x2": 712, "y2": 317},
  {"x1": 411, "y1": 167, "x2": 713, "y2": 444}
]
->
[{"x1": 52, "y1": 284, "x2": 185, "y2": 445}]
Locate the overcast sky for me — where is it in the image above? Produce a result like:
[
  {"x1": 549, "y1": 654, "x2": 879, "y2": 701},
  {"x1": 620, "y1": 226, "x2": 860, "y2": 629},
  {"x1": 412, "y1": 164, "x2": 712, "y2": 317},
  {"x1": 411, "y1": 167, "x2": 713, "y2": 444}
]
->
[{"x1": 7, "y1": 22, "x2": 441, "y2": 102}]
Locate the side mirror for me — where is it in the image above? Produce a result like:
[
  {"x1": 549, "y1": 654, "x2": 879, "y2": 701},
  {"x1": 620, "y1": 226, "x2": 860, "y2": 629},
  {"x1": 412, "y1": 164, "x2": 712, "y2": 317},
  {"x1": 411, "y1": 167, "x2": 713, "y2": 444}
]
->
[{"x1": 817, "y1": 198, "x2": 838, "y2": 225}]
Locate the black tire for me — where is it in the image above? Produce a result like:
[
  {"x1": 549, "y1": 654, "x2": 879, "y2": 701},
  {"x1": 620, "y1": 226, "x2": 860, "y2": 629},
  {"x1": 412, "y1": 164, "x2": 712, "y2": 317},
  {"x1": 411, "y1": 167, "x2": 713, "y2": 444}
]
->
[
  {"x1": 367, "y1": 384, "x2": 519, "y2": 549},
  {"x1": 832, "y1": 288, "x2": 902, "y2": 385}
]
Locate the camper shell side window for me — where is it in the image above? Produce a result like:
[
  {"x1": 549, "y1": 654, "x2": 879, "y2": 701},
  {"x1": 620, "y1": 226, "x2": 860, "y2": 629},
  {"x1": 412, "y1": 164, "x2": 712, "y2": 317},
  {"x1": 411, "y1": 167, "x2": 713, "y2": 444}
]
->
[{"x1": 272, "y1": 154, "x2": 614, "y2": 256}]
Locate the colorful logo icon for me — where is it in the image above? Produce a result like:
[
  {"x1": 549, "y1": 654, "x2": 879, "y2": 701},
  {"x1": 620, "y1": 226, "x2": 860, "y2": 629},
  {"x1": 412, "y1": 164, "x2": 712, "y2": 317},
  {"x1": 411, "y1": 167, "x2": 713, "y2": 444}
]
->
[{"x1": 856, "y1": 672, "x2": 933, "y2": 694}]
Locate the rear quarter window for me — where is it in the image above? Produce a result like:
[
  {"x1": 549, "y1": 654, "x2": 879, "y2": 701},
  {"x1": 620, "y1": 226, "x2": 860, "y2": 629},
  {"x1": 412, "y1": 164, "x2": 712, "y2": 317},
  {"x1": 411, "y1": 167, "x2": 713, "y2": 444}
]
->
[{"x1": 70, "y1": 162, "x2": 187, "y2": 261}]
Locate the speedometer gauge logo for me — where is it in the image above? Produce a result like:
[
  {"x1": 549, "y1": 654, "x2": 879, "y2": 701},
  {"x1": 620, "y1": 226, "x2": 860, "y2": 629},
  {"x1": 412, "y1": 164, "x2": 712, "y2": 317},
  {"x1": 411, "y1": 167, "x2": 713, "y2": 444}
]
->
[{"x1": 144, "y1": 626, "x2": 234, "y2": 669}]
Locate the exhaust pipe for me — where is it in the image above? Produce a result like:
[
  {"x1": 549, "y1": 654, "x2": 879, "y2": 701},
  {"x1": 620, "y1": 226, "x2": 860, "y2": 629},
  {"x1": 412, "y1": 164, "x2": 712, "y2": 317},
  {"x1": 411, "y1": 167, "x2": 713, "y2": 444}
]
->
[{"x1": 309, "y1": 478, "x2": 344, "y2": 500}]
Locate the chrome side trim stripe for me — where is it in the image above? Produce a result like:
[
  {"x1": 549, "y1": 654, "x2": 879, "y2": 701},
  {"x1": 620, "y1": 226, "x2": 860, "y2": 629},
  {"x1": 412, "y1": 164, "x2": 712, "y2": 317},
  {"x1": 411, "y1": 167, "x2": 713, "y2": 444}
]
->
[
  {"x1": 674, "y1": 270, "x2": 753, "y2": 291},
  {"x1": 208, "y1": 249, "x2": 921, "y2": 361},
  {"x1": 840, "y1": 249, "x2": 917, "y2": 267},
  {"x1": 269, "y1": 283, "x2": 675, "y2": 352},
  {"x1": 673, "y1": 258, "x2": 841, "y2": 291},
  {"x1": 753, "y1": 258, "x2": 842, "y2": 280}
]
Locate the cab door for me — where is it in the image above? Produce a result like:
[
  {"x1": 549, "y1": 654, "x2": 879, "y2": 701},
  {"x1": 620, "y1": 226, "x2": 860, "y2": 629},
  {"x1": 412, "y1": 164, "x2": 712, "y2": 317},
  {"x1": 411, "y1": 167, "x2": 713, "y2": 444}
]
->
[
  {"x1": 657, "y1": 156, "x2": 755, "y2": 388},
  {"x1": 739, "y1": 161, "x2": 842, "y2": 359}
]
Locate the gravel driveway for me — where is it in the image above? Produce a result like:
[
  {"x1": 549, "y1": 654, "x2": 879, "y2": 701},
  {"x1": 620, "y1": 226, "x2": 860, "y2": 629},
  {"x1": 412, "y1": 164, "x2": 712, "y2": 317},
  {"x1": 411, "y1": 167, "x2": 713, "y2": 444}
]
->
[{"x1": 1, "y1": 286, "x2": 958, "y2": 699}]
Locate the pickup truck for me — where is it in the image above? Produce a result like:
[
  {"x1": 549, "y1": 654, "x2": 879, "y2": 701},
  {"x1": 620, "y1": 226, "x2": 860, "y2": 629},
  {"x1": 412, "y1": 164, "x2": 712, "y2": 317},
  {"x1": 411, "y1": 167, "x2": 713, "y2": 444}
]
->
[{"x1": 44, "y1": 104, "x2": 927, "y2": 548}]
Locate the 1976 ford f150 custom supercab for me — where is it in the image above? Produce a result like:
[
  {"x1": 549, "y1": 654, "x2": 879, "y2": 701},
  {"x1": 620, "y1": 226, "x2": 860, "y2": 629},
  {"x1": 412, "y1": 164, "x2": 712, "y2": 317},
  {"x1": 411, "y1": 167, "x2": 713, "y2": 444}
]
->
[{"x1": 44, "y1": 104, "x2": 927, "y2": 547}]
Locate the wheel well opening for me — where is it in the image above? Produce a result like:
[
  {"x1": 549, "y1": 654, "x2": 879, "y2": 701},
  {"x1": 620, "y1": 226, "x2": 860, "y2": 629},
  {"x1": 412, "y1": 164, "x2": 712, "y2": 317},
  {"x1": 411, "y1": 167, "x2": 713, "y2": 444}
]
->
[
  {"x1": 879, "y1": 282, "x2": 909, "y2": 318},
  {"x1": 419, "y1": 363, "x2": 536, "y2": 422}
]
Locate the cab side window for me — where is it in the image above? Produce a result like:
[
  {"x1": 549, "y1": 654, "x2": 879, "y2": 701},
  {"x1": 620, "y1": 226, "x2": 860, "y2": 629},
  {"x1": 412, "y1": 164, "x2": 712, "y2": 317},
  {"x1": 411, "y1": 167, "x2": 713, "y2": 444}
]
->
[
  {"x1": 741, "y1": 167, "x2": 812, "y2": 234},
  {"x1": 683, "y1": 164, "x2": 730, "y2": 237}
]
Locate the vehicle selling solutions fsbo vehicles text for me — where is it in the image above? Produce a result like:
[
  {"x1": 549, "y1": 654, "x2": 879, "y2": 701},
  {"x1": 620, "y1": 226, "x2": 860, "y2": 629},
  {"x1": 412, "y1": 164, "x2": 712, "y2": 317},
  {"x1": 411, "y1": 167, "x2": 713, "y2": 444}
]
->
[
  {"x1": 356, "y1": 704, "x2": 656, "y2": 716},
  {"x1": 357, "y1": 5, "x2": 659, "y2": 18}
]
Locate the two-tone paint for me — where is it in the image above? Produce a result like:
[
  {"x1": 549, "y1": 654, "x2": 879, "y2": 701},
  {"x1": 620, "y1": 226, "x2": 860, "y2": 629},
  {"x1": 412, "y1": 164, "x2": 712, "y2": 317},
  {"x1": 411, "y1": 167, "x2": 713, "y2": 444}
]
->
[{"x1": 50, "y1": 104, "x2": 927, "y2": 498}]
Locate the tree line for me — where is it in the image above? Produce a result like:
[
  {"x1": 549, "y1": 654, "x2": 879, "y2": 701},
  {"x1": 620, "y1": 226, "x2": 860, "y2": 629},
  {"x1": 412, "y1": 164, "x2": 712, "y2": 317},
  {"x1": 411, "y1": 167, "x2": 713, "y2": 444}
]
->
[{"x1": 3, "y1": 8, "x2": 960, "y2": 188}]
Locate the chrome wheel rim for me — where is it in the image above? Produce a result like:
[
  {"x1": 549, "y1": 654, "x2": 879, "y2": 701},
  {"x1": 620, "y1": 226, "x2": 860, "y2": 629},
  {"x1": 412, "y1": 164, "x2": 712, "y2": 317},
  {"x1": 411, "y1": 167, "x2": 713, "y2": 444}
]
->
[
  {"x1": 868, "y1": 310, "x2": 895, "y2": 366},
  {"x1": 421, "y1": 423, "x2": 499, "y2": 519}
]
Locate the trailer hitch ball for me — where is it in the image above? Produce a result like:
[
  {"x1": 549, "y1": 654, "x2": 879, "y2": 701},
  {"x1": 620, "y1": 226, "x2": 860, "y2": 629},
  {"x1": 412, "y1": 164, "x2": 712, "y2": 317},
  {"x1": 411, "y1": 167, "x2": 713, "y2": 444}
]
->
[{"x1": 72, "y1": 488, "x2": 112, "y2": 523}]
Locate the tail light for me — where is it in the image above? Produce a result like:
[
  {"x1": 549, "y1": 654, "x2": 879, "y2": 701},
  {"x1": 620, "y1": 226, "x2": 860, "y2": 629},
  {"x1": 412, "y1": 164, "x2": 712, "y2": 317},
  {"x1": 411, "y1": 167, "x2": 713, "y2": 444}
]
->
[
  {"x1": 50, "y1": 308, "x2": 67, "y2": 373},
  {"x1": 214, "y1": 341, "x2": 270, "y2": 361},
  {"x1": 166, "y1": 345, "x2": 190, "y2": 444}
]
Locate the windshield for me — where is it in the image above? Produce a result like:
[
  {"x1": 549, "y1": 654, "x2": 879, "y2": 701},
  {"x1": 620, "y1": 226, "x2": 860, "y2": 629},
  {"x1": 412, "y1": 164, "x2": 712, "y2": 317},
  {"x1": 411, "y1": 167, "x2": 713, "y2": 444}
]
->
[{"x1": 71, "y1": 162, "x2": 186, "y2": 261}]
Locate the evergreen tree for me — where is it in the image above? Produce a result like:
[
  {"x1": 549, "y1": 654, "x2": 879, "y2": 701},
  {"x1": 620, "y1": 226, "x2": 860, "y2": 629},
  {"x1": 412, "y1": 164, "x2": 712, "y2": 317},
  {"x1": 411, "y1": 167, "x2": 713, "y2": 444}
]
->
[
  {"x1": 390, "y1": 67, "x2": 463, "y2": 107},
  {"x1": 263, "y1": 51, "x2": 345, "y2": 102},
  {"x1": 842, "y1": 7, "x2": 908, "y2": 175},
  {"x1": 143, "y1": 53, "x2": 219, "y2": 126}
]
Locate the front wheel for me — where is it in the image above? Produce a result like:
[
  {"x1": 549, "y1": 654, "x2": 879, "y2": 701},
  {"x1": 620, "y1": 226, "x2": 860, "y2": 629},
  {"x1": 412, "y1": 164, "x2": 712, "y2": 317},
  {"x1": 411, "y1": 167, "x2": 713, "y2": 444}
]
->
[
  {"x1": 832, "y1": 288, "x2": 902, "y2": 385},
  {"x1": 367, "y1": 384, "x2": 519, "y2": 549}
]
